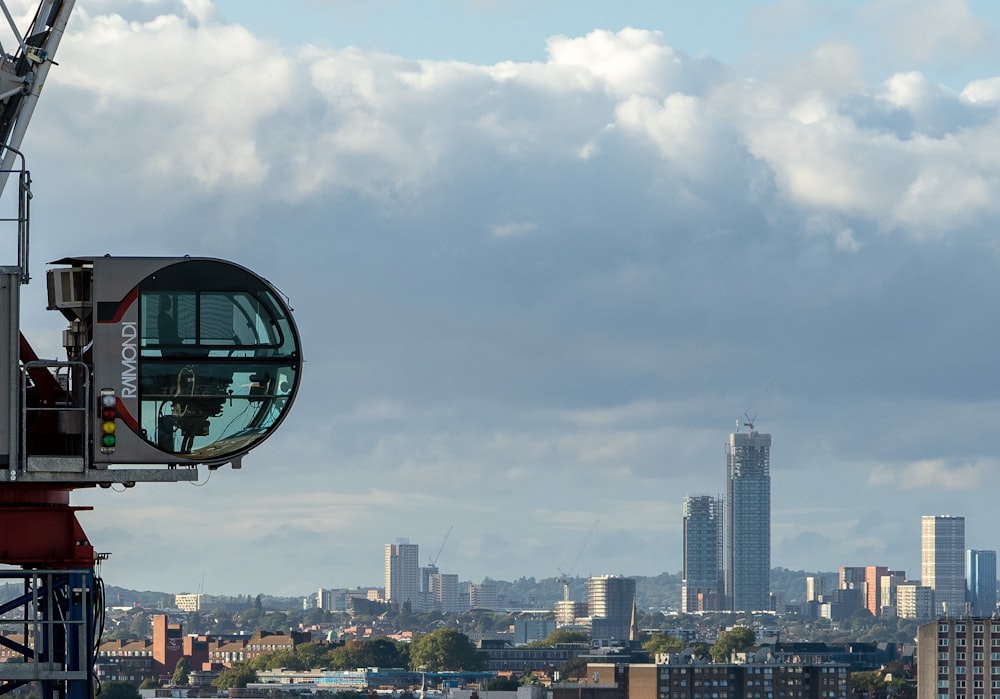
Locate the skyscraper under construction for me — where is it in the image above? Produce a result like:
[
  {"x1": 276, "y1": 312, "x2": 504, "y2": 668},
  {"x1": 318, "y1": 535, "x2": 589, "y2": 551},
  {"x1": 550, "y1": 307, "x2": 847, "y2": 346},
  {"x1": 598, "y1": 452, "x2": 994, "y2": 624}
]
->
[{"x1": 723, "y1": 428, "x2": 771, "y2": 611}]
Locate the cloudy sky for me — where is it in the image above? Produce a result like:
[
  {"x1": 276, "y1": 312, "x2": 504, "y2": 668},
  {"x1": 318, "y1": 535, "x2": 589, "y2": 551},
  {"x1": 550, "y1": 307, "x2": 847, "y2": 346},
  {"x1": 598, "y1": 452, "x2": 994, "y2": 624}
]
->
[{"x1": 10, "y1": 0, "x2": 1000, "y2": 598}]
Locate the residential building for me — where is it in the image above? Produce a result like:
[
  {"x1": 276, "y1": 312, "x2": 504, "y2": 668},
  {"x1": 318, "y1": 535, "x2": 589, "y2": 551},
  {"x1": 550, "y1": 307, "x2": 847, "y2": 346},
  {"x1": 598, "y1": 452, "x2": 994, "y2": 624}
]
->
[
  {"x1": 469, "y1": 581, "x2": 499, "y2": 610},
  {"x1": 586, "y1": 655, "x2": 849, "y2": 699},
  {"x1": 916, "y1": 616, "x2": 1000, "y2": 699},
  {"x1": 174, "y1": 593, "x2": 205, "y2": 612},
  {"x1": 95, "y1": 639, "x2": 155, "y2": 684},
  {"x1": 967, "y1": 549, "x2": 997, "y2": 617},
  {"x1": 922, "y1": 515, "x2": 966, "y2": 616},
  {"x1": 588, "y1": 575, "x2": 636, "y2": 642},
  {"x1": 897, "y1": 583, "x2": 935, "y2": 620},
  {"x1": 880, "y1": 570, "x2": 907, "y2": 617},
  {"x1": 723, "y1": 428, "x2": 771, "y2": 611},
  {"x1": 384, "y1": 539, "x2": 420, "y2": 606},
  {"x1": 682, "y1": 494, "x2": 722, "y2": 613},
  {"x1": 429, "y1": 572, "x2": 462, "y2": 613},
  {"x1": 805, "y1": 575, "x2": 825, "y2": 602},
  {"x1": 554, "y1": 599, "x2": 587, "y2": 626}
]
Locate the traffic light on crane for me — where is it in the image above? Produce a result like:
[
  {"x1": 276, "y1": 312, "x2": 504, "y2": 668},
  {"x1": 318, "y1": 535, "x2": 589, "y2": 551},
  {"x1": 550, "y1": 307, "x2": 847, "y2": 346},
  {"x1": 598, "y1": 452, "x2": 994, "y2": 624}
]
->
[{"x1": 99, "y1": 389, "x2": 117, "y2": 453}]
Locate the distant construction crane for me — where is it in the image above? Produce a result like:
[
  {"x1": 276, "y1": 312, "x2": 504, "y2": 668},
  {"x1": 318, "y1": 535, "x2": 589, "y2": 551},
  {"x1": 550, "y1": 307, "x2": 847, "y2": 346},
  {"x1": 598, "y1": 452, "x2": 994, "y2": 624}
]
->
[
  {"x1": 428, "y1": 525, "x2": 453, "y2": 568},
  {"x1": 557, "y1": 519, "x2": 599, "y2": 600}
]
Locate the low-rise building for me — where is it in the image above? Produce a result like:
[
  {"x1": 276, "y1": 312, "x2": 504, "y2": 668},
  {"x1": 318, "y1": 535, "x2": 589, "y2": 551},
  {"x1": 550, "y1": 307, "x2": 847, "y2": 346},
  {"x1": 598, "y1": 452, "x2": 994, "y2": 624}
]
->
[{"x1": 586, "y1": 655, "x2": 849, "y2": 699}]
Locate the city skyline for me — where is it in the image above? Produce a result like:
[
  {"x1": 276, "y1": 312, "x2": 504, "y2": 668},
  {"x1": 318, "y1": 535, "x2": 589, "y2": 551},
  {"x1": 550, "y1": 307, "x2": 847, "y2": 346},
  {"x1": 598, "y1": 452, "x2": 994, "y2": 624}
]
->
[{"x1": 15, "y1": 0, "x2": 1000, "y2": 595}]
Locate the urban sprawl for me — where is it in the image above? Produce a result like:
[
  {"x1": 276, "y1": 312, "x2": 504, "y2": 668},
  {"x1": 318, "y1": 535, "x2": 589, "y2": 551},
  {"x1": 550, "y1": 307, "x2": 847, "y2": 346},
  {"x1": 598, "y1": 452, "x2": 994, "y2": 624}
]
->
[{"x1": 34, "y1": 427, "x2": 993, "y2": 699}]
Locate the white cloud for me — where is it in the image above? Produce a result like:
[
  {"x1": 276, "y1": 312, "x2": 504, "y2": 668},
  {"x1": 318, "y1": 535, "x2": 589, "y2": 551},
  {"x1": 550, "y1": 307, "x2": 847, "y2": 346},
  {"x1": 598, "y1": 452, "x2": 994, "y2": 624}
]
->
[
  {"x1": 867, "y1": 459, "x2": 990, "y2": 490},
  {"x1": 863, "y1": 0, "x2": 994, "y2": 64},
  {"x1": 24, "y1": 4, "x2": 1000, "y2": 592}
]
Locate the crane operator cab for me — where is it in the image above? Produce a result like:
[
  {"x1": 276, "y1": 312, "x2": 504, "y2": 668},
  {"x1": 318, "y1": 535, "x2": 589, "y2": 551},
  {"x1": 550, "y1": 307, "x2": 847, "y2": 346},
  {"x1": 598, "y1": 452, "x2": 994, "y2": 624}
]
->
[{"x1": 21, "y1": 256, "x2": 302, "y2": 481}]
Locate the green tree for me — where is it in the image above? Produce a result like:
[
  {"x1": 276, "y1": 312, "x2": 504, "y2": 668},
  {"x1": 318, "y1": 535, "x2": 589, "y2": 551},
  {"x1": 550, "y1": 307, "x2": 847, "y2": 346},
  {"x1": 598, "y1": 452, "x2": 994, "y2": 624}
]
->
[
  {"x1": 526, "y1": 630, "x2": 589, "y2": 647},
  {"x1": 409, "y1": 629, "x2": 484, "y2": 671},
  {"x1": 487, "y1": 677, "x2": 520, "y2": 691},
  {"x1": 689, "y1": 642, "x2": 711, "y2": 660},
  {"x1": 296, "y1": 641, "x2": 333, "y2": 670},
  {"x1": 213, "y1": 663, "x2": 258, "y2": 690},
  {"x1": 558, "y1": 656, "x2": 588, "y2": 680},
  {"x1": 99, "y1": 681, "x2": 141, "y2": 699},
  {"x1": 710, "y1": 626, "x2": 755, "y2": 662},
  {"x1": 249, "y1": 649, "x2": 303, "y2": 671},
  {"x1": 851, "y1": 670, "x2": 880, "y2": 695},
  {"x1": 369, "y1": 638, "x2": 407, "y2": 667},
  {"x1": 642, "y1": 633, "x2": 684, "y2": 656},
  {"x1": 172, "y1": 657, "x2": 190, "y2": 686},
  {"x1": 138, "y1": 678, "x2": 159, "y2": 690},
  {"x1": 330, "y1": 640, "x2": 374, "y2": 670}
]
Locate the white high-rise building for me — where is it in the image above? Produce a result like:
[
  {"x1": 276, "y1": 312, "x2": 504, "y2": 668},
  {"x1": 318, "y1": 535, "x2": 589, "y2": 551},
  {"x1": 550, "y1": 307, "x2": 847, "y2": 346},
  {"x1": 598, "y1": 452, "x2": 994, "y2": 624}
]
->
[
  {"x1": 384, "y1": 539, "x2": 420, "y2": 606},
  {"x1": 723, "y1": 429, "x2": 771, "y2": 611},
  {"x1": 921, "y1": 515, "x2": 966, "y2": 616}
]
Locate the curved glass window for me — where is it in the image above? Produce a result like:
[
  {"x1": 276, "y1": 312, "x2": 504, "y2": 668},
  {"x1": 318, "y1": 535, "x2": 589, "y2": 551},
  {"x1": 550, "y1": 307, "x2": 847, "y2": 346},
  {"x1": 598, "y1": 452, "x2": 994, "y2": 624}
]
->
[{"x1": 135, "y1": 260, "x2": 301, "y2": 462}]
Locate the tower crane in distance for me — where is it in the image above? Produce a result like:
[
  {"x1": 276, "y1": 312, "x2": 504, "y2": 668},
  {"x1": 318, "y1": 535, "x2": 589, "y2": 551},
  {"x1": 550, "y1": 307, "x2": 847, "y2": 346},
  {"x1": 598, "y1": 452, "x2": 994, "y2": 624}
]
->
[
  {"x1": 557, "y1": 519, "x2": 598, "y2": 601},
  {"x1": 428, "y1": 525, "x2": 453, "y2": 568}
]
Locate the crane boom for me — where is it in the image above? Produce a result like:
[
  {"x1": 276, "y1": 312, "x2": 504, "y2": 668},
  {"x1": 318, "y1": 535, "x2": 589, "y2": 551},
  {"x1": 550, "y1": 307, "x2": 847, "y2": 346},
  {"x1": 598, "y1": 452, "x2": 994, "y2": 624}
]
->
[
  {"x1": 429, "y1": 524, "x2": 453, "y2": 566},
  {"x1": 0, "y1": 0, "x2": 76, "y2": 199}
]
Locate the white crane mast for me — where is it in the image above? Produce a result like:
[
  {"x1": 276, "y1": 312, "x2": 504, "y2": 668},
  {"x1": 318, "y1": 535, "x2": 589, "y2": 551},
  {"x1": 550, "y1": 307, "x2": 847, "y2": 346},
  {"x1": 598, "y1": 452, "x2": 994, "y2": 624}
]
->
[{"x1": 0, "y1": 0, "x2": 75, "y2": 199}]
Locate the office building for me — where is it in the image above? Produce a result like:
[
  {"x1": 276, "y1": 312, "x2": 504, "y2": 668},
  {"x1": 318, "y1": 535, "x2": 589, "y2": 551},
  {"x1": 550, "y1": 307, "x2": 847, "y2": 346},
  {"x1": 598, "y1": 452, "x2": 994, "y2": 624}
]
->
[
  {"x1": 921, "y1": 515, "x2": 966, "y2": 616},
  {"x1": 681, "y1": 494, "x2": 721, "y2": 612},
  {"x1": 384, "y1": 539, "x2": 420, "y2": 606},
  {"x1": 967, "y1": 549, "x2": 997, "y2": 617},
  {"x1": 723, "y1": 429, "x2": 771, "y2": 611},
  {"x1": 588, "y1": 575, "x2": 636, "y2": 641},
  {"x1": 864, "y1": 566, "x2": 889, "y2": 617}
]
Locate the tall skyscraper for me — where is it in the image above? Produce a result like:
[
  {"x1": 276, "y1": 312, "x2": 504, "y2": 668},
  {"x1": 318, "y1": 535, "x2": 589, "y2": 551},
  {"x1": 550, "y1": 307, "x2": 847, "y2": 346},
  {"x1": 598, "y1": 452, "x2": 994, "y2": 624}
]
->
[
  {"x1": 384, "y1": 539, "x2": 419, "y2": 606},
  {"x1": 723, "y1": 429, "x2": 771, "y2": 611},
  {"x1": 967, "y1": 549, "x2": 997, "y2": 617},
  {"x1": 587, "y1": 575, "x2": 636, "y2": 641},
  {"x1": 682, "y1": 495, "x2": 722, "y2": 612},
  {"x1": 921, "y1": 515, "x2": 966, "y2": 616}
]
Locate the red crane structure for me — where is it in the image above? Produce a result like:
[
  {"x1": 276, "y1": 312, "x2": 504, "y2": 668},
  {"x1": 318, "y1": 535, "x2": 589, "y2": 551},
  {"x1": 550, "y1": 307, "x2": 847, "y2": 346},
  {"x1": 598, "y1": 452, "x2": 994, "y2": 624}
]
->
[{"x1": 0, "y1": 4, "x2": 304, "y2": 699}]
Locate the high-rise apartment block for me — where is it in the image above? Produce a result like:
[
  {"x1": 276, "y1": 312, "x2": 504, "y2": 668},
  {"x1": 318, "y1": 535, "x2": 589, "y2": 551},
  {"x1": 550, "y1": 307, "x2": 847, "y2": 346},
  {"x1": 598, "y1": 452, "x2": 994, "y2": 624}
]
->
[
  {"x1": 921, "y1": 515, "x2": 966, "y2": 616},
  {"x1": 805, "y1": 575, "x2": 826, "y2": 602},
  {"x1": 588, "y1": 575, "x2": 636, "y2": 641},
  {"x1": 682, "y1": 495, "x2": 721, "y2": 612},
  {"x1": 916, "y1": 617, "x2": 1000, "y2": 699},
  {"x1": 723, "y1": 429, "x2": 771, "y2": 611},
  {"x1": 469, "y1": 581, "x2": 498, "y2": 610},
  {"x1": 384, "y1": 539, "x2": 420, "y2": 606},
  {"x1": 967, "y1": 549, "x2": 997, "y2": 617},
  {"x1": 896, "y1": 583, "x2": 935, "y2": 620},
  {"x1": 429, "y1": 572, "x2": 462, "y2": 613}
]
